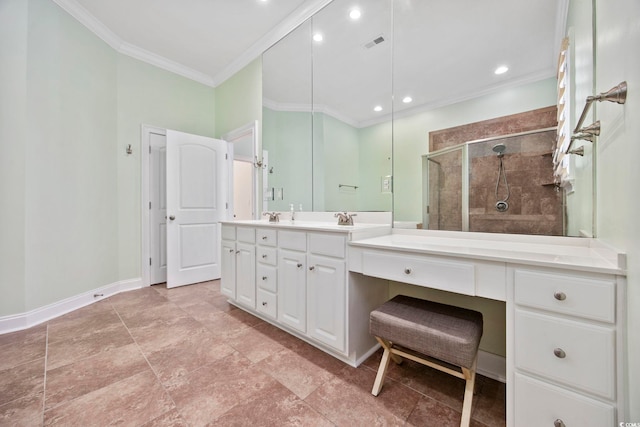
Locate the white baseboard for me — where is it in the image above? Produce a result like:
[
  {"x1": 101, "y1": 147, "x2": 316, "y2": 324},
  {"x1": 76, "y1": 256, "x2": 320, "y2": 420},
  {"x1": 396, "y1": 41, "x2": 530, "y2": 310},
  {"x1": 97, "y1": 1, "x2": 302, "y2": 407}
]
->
[
  {"x1": 0, "y1": 278, "x2": 143, "y2": 335},
  {"x1": 477, "y1": 350, "x2": 507, "y2": 383}
]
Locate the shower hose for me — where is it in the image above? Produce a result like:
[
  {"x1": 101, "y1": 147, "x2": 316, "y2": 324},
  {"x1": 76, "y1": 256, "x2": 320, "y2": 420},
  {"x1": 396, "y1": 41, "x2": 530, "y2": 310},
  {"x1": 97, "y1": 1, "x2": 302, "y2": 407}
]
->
[{"x1": 495, "y1": 156, "x2": 510, "y2": 203}]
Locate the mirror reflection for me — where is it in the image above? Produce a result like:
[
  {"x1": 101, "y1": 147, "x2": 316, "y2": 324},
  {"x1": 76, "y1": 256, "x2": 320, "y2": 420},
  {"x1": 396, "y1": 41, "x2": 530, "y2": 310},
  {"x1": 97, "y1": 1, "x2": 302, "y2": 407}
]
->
[{"x1": 262, "y1": 0, "x2": 592, "y2": 237}]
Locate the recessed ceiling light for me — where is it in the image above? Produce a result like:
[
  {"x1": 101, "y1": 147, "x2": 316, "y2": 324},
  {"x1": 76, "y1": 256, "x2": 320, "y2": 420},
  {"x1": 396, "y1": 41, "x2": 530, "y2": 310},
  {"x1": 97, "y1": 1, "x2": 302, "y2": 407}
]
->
[
  {"x1": 349, "y1": 9, "x2": 361, "y2": 20},
  {"x1": 313, "y1": 33, "x2": 324, "y2": 42},
  {"x1": 494, "y1": 65, "x2": 509, "y2": 75},
  {"x1": 374, "y1": 105, "x2": 383, "y2": 112},
  {"x1": 402, "y1": 96, "x2": 413, "y2": 104}
]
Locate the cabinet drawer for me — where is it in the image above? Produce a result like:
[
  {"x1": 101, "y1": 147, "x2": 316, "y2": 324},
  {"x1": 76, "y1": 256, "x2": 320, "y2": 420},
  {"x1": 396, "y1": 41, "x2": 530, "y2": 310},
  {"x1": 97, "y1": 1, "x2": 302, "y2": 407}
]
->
[
  {"x1": 257, "y1": 264, "x2": 277, "y2": 293},
  {"x1": 257, "y1": 228, "x2": 277, "y2": 247},
  {"x1": 257, "y1": 247, "x2": 277, "y2": 266},
  {"x1": 279, "y1": 230, "x2": 306, "y2": 251},
  {"x1": 236, "y1": 226, "x2": 256, "y2": 244},
  {"x1": 514, "y1": 373, "x2": 614, "y2": 427},
  {"x1": 514, "y1": 269, "x2": 615, "y2": 323},
  {"x1": 256, "y1": 289, "x2": 277, "y2": 319},
  {"x1": 309, "y1": 233, "x2": 346, "y2": 258},
  {"x1": 362, "y1": 250, "x2": 475, "y2": 296},
  {"x1": 515, "y1": 309, "x2": 615, "y2": 399},
  {"x1": 221, "y1": 225, "x2": 236, "y2": 241}
]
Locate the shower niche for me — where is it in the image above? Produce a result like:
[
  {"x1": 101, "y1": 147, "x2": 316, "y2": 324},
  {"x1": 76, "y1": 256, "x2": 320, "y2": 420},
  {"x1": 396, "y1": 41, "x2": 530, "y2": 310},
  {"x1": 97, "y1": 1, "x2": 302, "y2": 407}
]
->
[{"x1": 422, "y1": 107, "x2": 564, "y2": 236}]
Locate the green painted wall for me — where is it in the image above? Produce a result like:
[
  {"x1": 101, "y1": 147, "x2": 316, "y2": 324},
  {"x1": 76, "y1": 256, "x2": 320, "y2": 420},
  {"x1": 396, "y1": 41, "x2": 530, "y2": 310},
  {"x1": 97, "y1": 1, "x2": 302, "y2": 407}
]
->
[
  {"x1": 24, "y1": 0, "x2": 119, "y2": 310},
  {"x1": 357, "y1": 122, "x2": 393, "y2": 212},
  {"x1": 215, "y1": 59, "x2": 262, "y2": 139},
  {"x1": 0, "y1": 0, "x2": 217, "y2": 317},
  {"x1": 591, "y1": 0, "x2": 640, "y2": 418},
  {"x1": 116, "y1": 55, "x2": 216, "y2": 280},
  {"x1": 262, "y1": 107, "x2": 313, "y2": 211},
  {"x1": 0, "y1": 0, "x2": 28, "y2": 315}
]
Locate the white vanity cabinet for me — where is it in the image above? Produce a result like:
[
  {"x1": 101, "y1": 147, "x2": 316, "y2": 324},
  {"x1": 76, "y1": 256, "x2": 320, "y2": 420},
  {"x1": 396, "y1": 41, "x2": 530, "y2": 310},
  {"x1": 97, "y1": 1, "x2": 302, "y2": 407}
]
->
[
  {"x1": 220, "y1": 220, "x2": 391, "y2": 365},
  {"x1": 220, "y1": 225, "x2": 256, "y2": 309},
  {"x1": 277, "y1": 230, "x2": 308, "y2": 333},
  {"x1": 256, "y1": 228, "x2": 277, "y2": 319},
  {"x1": 511, "y1": 267, "x2": 622, "y2": 427},
  {"x1": 307, "y1": 233, "x2": 347, "y2": 352}
]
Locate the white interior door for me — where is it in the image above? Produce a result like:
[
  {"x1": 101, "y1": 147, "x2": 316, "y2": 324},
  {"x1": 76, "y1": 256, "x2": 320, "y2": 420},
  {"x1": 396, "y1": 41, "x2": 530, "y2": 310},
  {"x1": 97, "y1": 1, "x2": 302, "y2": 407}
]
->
[
  {"x1": 150, "y1": 131, "x2": 167, "y2": 284},
  {"x1": 166, "y1": 130, "x2": 228, "y2": 288}
]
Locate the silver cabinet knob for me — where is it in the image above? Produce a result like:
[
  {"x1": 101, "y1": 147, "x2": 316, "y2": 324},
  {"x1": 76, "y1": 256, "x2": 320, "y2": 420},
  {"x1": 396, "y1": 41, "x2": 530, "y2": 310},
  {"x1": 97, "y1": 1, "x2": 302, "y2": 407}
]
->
[
  {"x1": 262, "y1": 276, "x2": 267, "y2": 281},
  {"x1": 262, "y1": 301, "x2": 267, "y2": 306},
  {"x1": 309, "y1": 266, "x2": 315, "y2": 271},
  {"x1": 553, "y1": 348, "x2": 566, "y2": 359},
  {"x1": 297, "y1": 263, "x2": 303, "y2": 268},
  {"x1": 554, "y1": 291, "x2": 567, "y2": 301},
  {"x1": 554, "y1": 419, "x2": 566, "y2": 427},
  {"x1": 404, "y1": 268, "x2": 412, "y2": 275},
  {"x1": 262, "y1": 236, "x2": 267, "y2": 240},
  {"x1": 169, "y1": 215, "x2": 176, "y2": 221},
  {"x1": 235, "y1": 250, "x2": 240, "y2": 254},
  {"x1": 262, "y1": 254, "x2": 267, "y2": 259},
  {"x1": 228, "y1": 249, "x2": 234, "y2": 253}
]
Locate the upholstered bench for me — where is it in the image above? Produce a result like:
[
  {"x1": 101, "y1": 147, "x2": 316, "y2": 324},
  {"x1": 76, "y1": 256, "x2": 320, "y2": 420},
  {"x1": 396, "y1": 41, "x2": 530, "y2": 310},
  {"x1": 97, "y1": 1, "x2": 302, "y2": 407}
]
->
[{"x1": 370, "y1": 295, "x2": 483, "y2": 427}]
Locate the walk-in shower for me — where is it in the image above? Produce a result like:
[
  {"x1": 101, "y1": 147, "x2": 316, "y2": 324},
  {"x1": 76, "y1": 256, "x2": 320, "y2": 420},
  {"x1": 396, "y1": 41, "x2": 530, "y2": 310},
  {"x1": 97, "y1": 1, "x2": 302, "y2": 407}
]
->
[{"x1": 422, "y1": 127, "x2": 563, "y2": 235}]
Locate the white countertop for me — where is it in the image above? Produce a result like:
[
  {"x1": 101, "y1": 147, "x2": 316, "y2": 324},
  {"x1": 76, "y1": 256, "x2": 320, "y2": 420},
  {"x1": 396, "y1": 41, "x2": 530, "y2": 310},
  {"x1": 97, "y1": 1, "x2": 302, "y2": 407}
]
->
[{"x1": 349, "y1": 229, "x2": 626, "y2": 275}]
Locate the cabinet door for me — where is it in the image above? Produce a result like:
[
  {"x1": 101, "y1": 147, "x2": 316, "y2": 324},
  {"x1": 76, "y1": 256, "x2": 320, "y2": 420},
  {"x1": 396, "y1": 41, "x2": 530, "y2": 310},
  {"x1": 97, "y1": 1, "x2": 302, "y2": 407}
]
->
[
  {"x1": 307, "y1": 254, "x2": 346, "y2": 352},
  {"x1": 278, "y1": 249, "x2": 307, "y2": 333},
  {"x1": 220, "y1": 240, "x2": 236, "y2": 298},
  {"x1": 236, "y1": 242, "x2": 256, "y2": 308}
]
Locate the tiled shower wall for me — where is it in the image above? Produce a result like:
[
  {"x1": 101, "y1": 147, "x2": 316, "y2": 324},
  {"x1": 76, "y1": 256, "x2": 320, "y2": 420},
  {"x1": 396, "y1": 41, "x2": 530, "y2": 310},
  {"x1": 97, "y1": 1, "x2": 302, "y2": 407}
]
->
[{"x1": 427, "y1": 106, "x2": 563, "y2": 236}]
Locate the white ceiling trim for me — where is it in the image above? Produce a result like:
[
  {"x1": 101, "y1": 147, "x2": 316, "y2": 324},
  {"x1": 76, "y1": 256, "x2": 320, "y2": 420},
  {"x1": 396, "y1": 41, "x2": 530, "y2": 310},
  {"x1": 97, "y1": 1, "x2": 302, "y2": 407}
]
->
[
  {"x1": 263, "y1": 98, "x2": 359, "y2": 128},
  {"x1": 52, "y1": 0, "x2": 216, "y2": 86},
  {"x1": 53, "y1": 0, "x2": 333, "y2": 88},
  {"x1": 211, "y1": 0, "x2": 334, "y2": 86}
]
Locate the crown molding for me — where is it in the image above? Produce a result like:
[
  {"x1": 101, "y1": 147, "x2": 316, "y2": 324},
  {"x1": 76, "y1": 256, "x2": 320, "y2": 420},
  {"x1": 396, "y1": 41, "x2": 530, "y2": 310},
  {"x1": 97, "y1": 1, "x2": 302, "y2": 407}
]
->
[
  {"x1": 52, "y1": 0, "x2": 123, "y2": 50},
  {"x1": 212, "y1": 0, "x2": 333, "y2": 86},
  {"x1": 119, "y1": 42, "x2": 216, "y2": 87},
  {"x1": 53, "y1": 0, "x2": 217, "y2": 87}
]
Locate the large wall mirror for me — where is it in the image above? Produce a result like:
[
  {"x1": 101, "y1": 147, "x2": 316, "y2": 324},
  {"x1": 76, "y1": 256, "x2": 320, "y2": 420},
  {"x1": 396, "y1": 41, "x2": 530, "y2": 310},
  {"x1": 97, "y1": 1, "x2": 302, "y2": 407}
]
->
[{"x1": 262, "y1": 0, "x2": 595, "y2": 237}]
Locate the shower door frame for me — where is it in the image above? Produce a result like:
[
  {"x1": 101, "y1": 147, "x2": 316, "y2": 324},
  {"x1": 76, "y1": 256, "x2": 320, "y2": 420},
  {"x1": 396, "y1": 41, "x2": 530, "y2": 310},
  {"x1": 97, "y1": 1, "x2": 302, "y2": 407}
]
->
[{"x1": 423, "y1": 126, "x2": 558, "y2": 233}]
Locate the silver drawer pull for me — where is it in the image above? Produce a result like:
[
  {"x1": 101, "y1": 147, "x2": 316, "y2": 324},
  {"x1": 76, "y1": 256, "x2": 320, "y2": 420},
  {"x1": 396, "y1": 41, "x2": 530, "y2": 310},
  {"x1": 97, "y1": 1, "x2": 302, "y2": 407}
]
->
[
  {"x1": 553, "y1": 348, "x2": 566, "y2": 359},
  {"x1": 235, "y1": 250, "x2": 240, "y2": 254},
  {"x1": 554, "y1": 419, "x2": 565, "y2": 427},
  {"x1": 262, "y1": 276, "x2": 267, "y2": 281},
  {"x1": 404, "y1": 268, "x2": 412, "y2": 275},
  {"x1": 554, "y1": 291, "x2": 567, "y2": 301}
]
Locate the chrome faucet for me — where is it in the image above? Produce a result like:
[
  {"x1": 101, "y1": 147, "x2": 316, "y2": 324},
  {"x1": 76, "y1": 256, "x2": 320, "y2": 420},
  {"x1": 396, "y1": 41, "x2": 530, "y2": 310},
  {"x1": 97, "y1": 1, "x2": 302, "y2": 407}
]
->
[
  {"x1": 335, "y1": 212, "x2": 356, "y2": 226},
  {"x1": 263, "y1": 212, "x2": 281, "y2": 223}
]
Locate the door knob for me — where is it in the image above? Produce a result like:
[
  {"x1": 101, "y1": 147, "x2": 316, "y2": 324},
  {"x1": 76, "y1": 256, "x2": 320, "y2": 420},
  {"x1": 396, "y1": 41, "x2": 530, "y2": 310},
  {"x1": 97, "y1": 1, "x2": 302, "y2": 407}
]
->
[{"x1": 169, "y1": 215, "x2": 176, "y2": 221}]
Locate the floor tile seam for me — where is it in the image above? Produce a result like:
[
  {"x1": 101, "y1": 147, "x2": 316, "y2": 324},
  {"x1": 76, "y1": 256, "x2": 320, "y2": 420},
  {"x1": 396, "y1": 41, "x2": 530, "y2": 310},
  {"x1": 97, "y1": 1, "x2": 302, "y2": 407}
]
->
[
  {"x1": 109, "y1": 301, "x2": 181, "y2": 415},
  {"x1": 41, "y1": 369, "x2": 161, "y2": 420},
  {"x1": 41, "y1": 324, "x2": 49, "y2": 426}
]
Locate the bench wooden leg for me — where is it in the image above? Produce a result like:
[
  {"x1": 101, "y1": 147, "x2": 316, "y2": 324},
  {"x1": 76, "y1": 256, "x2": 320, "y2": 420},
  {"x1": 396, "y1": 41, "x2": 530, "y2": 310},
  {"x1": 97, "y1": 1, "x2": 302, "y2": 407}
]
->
[
  {"x1": 460, "y1": 356, "x2": 478, "y2": 427},
  {"x1": 372, "y1": 336, "x2": 402, "y2": 396}
]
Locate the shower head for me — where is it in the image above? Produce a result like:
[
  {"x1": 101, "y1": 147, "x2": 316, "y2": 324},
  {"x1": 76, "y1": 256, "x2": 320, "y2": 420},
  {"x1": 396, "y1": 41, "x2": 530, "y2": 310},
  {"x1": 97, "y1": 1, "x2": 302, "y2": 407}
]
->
[{"x1": 492, "y1": 143, "x2": 506, "y2": 156}]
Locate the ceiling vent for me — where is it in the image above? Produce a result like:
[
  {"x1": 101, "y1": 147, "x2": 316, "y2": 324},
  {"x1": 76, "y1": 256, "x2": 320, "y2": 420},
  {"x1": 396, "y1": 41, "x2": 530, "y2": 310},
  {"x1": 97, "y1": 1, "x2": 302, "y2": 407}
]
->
[{"x1": 363, "y1": 35, "x2": 385, "y2": 49}]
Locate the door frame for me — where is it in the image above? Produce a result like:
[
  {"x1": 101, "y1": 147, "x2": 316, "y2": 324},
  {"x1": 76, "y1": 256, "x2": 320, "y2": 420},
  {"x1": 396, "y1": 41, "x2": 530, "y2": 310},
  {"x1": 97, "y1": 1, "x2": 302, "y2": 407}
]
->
[
  {"x1": 141, "y1": 124, "x2": 166, "y2": 287},
  {"x1": 222, "y1": 121, "x2": 261, "y2": 220}
]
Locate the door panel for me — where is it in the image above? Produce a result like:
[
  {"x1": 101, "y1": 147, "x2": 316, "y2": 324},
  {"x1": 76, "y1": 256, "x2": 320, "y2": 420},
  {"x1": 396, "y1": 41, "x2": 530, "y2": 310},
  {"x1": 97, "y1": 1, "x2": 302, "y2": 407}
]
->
[
  {"x1": 166, "y1": 130, "x2": 228, "y2": 288},
  {"x1": 150, "y1": 132, "x2": 167, "y2": 284},
  {"x1": 278, "y1": 249, "x2": 307, "y2": 333}
]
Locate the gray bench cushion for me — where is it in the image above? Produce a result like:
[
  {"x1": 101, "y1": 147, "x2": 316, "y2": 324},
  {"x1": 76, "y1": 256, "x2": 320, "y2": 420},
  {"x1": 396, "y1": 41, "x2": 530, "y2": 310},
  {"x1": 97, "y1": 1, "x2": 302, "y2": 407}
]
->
[{"x1": 370, "y1": 295, "x2": 483, "y2": 369}]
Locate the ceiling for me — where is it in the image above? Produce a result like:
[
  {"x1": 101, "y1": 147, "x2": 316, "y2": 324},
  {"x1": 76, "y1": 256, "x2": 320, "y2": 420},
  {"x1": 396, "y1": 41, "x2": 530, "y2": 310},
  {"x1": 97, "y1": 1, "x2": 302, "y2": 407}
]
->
[{"x1": 54, "y1": 0, "x2": 568, "y2": 125}]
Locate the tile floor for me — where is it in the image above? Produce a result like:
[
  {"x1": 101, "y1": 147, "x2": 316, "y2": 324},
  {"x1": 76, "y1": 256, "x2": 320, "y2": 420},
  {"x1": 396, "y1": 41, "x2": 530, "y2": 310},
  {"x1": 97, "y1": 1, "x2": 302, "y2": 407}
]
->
[{"x1": 0, "y1": 280, "x2": 506, "y2": 426}]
